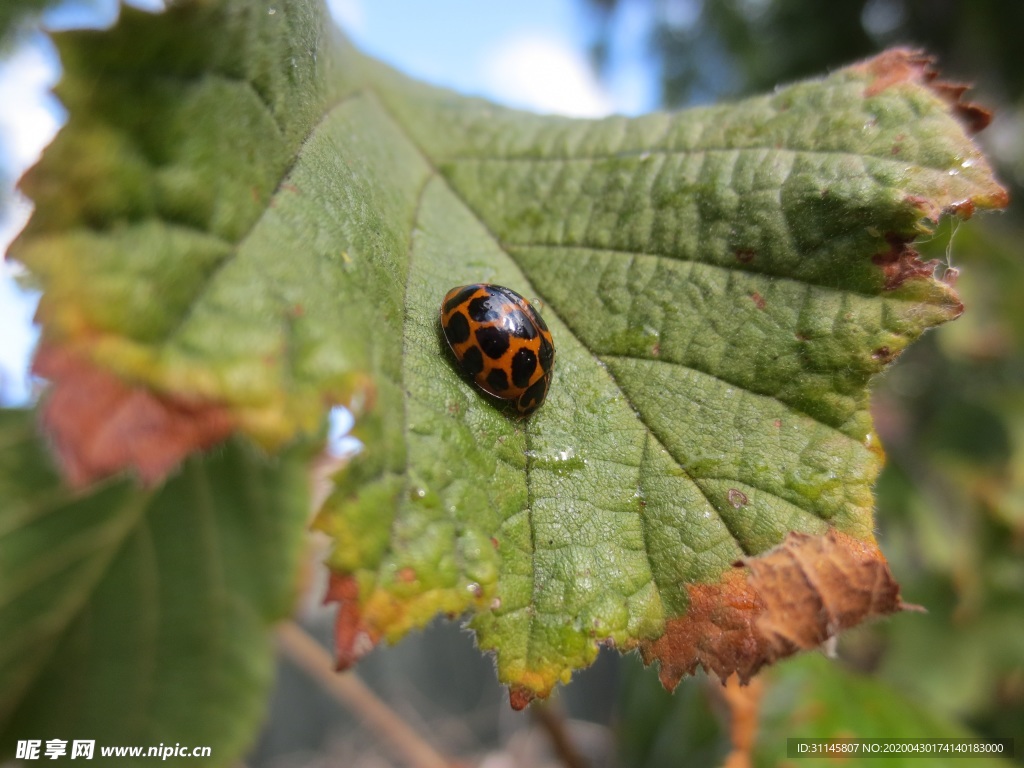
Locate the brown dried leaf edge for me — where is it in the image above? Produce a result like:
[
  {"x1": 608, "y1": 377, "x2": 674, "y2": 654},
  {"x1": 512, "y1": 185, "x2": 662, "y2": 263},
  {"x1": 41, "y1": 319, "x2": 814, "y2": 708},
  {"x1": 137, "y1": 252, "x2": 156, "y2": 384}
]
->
[
  {"x1": 33, "y1": 345, "x2": 235, "y2": 488},
  {"x1": 326, "y1": 528, "x2": 909, "y2": 708},
  {"x1": 637, "y1": 529, "x2": 908, "y2": 693},
  {"x1": 856, "y1": 48, "x2": 994, "y2": 136}
]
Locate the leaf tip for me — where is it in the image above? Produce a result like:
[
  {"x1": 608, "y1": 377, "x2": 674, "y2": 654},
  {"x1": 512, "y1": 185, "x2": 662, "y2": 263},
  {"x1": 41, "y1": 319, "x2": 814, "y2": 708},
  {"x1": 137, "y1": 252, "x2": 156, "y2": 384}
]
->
[
  {"x1": 508, "y1": 685, "x2": 537, "y2": 711},
  {"x1": 324, "y1": 572, "x2": 381, "y2": 669},
  {"x1": 854, "y1": 48, "x2": 993, "y2": 134},
  {"x1": 898, "y1": 600, "x2": 928, "y2": 614}
]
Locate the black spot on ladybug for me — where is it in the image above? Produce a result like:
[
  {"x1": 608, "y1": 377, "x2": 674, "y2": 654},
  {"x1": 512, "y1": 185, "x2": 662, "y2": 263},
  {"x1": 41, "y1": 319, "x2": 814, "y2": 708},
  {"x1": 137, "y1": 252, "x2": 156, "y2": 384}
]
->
[
  {"x1": 510, "y1": 310, "x2": 537, "y2": 339},
  {"x1": 511, "y1": 348, "x2": 537, "y2": 388},
  {"x1": 476, "y1": 325, "x2": 510, "y2": 359},
  {"x1": 461, "y1": 345, "x2": 484, "y2": 376},
  {"x1": 519, "y1": 376, "x2": 548, "y2": 413},
  {"x1": 538, "y1": 338, "x2": 554, "y2": 372},
  {"x1": 444, "y1": 286, "x2": 477, "y2": 315},
  {"x1": 468, "y1": 295, "x2": 499, "y2": 323},
  {"x1": 486, "y1": 368, "x2": 509, "y2": 392},
  {"x1": 445, "y1": 311, "x2": 471, "y2": 344}
]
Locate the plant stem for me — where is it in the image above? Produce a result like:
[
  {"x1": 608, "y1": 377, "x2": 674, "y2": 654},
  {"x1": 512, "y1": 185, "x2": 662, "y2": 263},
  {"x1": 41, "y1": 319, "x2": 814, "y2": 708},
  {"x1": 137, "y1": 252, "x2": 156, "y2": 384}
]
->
[
  {"x1": 275, "y1": 621, "x2": 453, "y2": 768},
  {"x1": 532, "y1": 700, "x2": 589, "y2": 768}
]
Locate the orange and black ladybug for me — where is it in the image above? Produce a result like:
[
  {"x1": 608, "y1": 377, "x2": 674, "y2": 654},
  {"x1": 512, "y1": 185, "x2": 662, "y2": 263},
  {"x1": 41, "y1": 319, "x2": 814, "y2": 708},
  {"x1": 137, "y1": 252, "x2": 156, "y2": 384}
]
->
[{"x1": 440, "y1": 284, "x2": 554, "y2": 416}]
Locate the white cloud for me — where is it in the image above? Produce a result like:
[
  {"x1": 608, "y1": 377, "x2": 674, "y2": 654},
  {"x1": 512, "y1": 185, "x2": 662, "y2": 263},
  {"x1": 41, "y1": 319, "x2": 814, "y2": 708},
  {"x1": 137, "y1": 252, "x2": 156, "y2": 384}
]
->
[
  {"x1": 0, "y1": 36, "x2": 60, "y2": 405},
  {"x1": 125, "y1": 0, "x2": 167, "y2": 11},
  {"x1": 0, "y1": 258, "x2": 40, "y2": 406},
  {"x1": 326, "y1": 0, "x2": 366, "y2": 36},
  {"x1": 0, "y1": 35, "x2": 63, "y2": 262},
  {"x1": 482, "y1": 35, "x2": 613, "y2": 118},
  {"x1": 0, "y1": 36, "x2": 63, "y2": 175}
]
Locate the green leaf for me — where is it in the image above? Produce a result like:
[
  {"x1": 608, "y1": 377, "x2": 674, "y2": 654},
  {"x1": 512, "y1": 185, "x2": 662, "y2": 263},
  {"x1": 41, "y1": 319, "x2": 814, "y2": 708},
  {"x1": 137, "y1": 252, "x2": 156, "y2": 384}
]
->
[
  {"x1": 0, "y1": 409, "x2": 311, "y2": 765},
  {"x1": 753, "y1": 654, "x2": 1016, "y2": 767},
  {"x1": 12, "y1": 0, "x2": 1008, "y2": 702}
]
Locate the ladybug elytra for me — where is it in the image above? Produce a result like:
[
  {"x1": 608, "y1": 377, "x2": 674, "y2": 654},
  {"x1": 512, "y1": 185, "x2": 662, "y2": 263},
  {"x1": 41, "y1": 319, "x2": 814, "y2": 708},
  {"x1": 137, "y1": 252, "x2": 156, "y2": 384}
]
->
[{"x1": 440, "y1": 284, "x2": 554, "y2": 415}]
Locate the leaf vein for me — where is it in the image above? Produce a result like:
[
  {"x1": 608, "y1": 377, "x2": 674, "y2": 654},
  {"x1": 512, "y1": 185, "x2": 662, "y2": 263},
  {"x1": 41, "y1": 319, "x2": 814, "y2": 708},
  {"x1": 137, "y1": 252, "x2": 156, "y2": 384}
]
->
[
  {"x1": 596, "y1": 361, "x2": 753, "y2": 557},
  {"x1": 598, "y1": 352, "x2": 855, "y2": 441},
  {"x1": 505, "y1": 242, "x2": 928, "y2": 303},
  {"x1": 445, "y1": 146, "x2": 958, "y2": 176},
  {"x1": 0, "y1": 491, "x2": 150, "y2": 724},
  {"x1": 158, "y1": 87, "x2": 368, "y2": 346}
]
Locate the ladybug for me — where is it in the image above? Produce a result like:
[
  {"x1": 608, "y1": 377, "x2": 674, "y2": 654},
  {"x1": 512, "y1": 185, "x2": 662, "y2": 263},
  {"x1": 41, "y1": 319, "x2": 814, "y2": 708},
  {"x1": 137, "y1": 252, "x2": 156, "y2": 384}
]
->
[{"x1": 440, "y1": 284, "x2": 554, "y2": 416}]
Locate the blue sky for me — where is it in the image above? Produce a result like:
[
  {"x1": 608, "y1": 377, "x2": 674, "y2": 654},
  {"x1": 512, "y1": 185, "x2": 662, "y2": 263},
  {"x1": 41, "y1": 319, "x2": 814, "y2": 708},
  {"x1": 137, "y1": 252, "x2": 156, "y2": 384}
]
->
[
  {"x1": 327, "y1": 0, "x2": 656, "y2": 116},
  {"x1": 0, "y1": 0, "x2": 657, "y2": 407}
]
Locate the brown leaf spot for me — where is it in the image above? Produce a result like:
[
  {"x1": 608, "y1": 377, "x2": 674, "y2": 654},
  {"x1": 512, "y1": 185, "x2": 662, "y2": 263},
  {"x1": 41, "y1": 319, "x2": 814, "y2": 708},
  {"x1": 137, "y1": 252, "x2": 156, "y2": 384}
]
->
[
  {"x1": 947, "y1": 198, "x2": 976, "y2": 219},
  {"x1": 871, "y1": 234, "x2": 938, "y2": 290},
  {"x1": 34, "y1": 345, "x2": 235, "y2": 488},
  {"x1": 324, "y1": 572, "x2": 381, "y2": 670},
  {"x1": 734, "y1": 248, "x2": 757, "y2": 263},
  {"x1": 727, "y1": 489, "x2": 749, "y2": 509},
  {"x1": 397, "y1": 567, "x2": 417, "y2": 583},
  {"x1": 749, "y1": 292, "x2": 766, "y2": 311},
  {"x1": 640, "y1": 529, "x2": 906, "y2": 691},
  {"x1": 772, "y1": 419, "x2": 782, "y2": 428},
  {"x1": 871, "y1": 346, "x2": 896, "y2": 364},
  {"x1": 903, "y1": 194, "x2": 934, "y2": 218}
]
